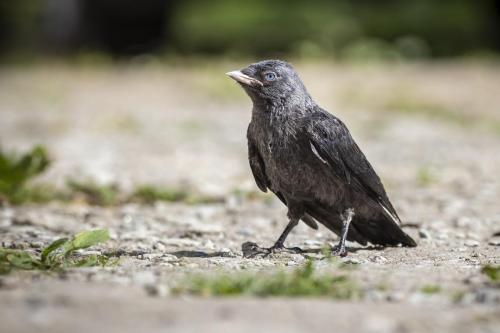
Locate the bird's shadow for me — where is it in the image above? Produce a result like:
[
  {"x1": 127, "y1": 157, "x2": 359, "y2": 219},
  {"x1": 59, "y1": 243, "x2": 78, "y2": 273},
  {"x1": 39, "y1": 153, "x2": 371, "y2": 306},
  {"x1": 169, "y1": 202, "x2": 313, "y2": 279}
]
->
[
  {"x1": 164, "y1": 245, "x2": 386, "y2": 260},
  {"x1": 169, "y1": 250, "x2": 236, "y2": 258},
  {"x1": 241, "y1": 241, "x2": 386, "y2": 259}
]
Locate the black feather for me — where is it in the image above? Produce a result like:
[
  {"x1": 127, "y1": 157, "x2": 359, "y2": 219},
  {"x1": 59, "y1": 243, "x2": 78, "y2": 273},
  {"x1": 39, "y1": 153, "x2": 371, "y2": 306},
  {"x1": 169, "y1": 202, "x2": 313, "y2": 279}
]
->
[{"x1": 230, "y1": 59, "x2": 416, "y2": 249}]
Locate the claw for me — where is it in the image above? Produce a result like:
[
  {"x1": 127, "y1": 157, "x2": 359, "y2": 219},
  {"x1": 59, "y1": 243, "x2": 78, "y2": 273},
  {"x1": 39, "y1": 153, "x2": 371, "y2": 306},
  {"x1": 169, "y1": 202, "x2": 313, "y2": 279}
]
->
[
  {"x1": 331, "y1": 245, "x2": 348, "y2": 257},
  {"x1": 242, "y1": 241, "x2": 303, "y2": 258}
]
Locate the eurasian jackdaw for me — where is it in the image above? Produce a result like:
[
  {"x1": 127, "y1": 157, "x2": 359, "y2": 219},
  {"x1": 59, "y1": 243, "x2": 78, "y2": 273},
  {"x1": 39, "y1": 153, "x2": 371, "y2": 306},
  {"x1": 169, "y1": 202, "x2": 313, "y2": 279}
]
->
[{"x1": 227, "y1": 60, "x2": 416, "y2": 256}]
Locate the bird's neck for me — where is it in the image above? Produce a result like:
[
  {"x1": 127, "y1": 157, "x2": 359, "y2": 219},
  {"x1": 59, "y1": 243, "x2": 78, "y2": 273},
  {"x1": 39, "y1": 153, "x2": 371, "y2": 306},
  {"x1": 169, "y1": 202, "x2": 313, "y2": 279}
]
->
[{"x1": 251, "y1": 95, "x2": 315, "y2": 123}]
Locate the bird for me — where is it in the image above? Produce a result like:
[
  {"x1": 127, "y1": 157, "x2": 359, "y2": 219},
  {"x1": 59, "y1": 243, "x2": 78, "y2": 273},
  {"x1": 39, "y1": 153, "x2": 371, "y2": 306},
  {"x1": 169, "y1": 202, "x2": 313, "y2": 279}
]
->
[{"x1": 226, "y1": 60, "x2": 416, "y2": 257}]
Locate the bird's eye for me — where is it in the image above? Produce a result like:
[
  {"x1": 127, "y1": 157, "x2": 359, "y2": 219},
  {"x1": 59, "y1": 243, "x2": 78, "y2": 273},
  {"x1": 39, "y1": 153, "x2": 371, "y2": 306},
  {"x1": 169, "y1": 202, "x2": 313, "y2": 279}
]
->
[{"x1": 264, "y1": 72, "x2": 277, "y2": 81}]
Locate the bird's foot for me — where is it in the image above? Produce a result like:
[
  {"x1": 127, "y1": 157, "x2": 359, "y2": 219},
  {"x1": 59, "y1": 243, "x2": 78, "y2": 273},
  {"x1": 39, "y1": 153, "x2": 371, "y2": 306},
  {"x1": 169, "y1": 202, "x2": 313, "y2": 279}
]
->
[
  {"x1": 241, "y1": 241, "x2": 303, "y2": 258},
  {"x1": 242, "y1": 241, "x2": 267, "y2": 258},
  {"x1": 331, "y1": 244, "x2": 348, "y2": 257},
  {"x1": 267, "y1": 243, "x2": 303, "y2": 255}
]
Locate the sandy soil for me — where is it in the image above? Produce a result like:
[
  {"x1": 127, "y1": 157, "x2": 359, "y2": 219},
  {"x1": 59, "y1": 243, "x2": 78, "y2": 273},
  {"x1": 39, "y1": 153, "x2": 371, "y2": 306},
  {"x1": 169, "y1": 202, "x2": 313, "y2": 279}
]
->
[{"x1": 0, "y1": 61, "x2": 499, "y2": 333}]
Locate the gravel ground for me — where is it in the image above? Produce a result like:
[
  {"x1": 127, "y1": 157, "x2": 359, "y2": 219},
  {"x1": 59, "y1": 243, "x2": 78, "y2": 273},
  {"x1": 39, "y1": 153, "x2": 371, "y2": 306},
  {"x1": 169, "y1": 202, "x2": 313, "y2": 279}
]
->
[{"x1": 0, "y1": 61, "x2": 499, "y2": 333}]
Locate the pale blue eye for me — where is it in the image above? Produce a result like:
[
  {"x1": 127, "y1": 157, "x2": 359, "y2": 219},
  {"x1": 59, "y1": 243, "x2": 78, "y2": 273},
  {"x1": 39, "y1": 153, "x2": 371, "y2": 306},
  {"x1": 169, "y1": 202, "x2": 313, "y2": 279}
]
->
[{"x1": 264, "y1": 72, "x2": 277, "y2": 81}]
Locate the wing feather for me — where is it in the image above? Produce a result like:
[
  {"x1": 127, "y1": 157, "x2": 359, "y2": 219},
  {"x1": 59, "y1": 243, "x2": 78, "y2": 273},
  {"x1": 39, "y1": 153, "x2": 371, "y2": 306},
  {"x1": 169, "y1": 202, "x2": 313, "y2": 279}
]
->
[{"x1": 307, "y1": 111, "x2": 401, "y2": 223}]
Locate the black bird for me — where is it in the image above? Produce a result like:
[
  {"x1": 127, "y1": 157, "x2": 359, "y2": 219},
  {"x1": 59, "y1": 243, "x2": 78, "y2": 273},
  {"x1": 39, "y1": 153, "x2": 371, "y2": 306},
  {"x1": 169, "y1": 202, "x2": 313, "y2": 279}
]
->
[{"x1": 226, "y1": 60, "x2": 416, "y2": 257}]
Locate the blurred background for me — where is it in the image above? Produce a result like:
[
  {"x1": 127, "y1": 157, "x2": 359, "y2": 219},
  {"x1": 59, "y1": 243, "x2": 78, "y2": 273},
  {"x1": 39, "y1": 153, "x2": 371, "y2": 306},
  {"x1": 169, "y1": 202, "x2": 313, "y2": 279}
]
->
[
  {"x1": 1, "y1": 0, "x2": 499, "y2": 60},
  {"x1": 0, "y1": 0, "x2": 499, "y2": 204}
]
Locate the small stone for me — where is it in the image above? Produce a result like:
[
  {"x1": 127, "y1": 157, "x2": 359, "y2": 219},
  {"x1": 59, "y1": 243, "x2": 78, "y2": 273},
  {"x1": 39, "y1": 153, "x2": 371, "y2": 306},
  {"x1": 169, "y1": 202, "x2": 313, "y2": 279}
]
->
[
  {"x1": 219, "y1": 248, "x2": 235, "y2": 257},
  {"x1": 286, "y1": 261, "x2": 297, "y2": 266},
  {"x1": 386, "y1": 292, "x2": 405, "y2": 302},
  {"x1": 144, "y1": 284, "x2": 170, "y2": 297},
  {"x1": 436, "y1": 233, "x2": 448, "y2": 240},
  {"x1": 370, "y1": 255, "x2": 388, "y2": 263},
  {"x1": 418, "y1": 229, "x2": 431, "y2": 239},
  {"x1": 152, "y1": 242, "x2": 166, "y2": 251},
  {"x1": 464, "y1": 239, "x2": 480, "y2": 247},
  {"x1": 303, "y1": 240, "x2": 323, "y2": 247},
  {"x1": 342, "y1": 258, "x2": 361, "y2": 265},
  {"x1": 488, "y1": 237, "x2": 500, "y2": 246},
  {"x1": 290, "y1": 254, "x2": 305, "y2": 262},
  {"x1": 303, "y1": 253, "x2": 325, "y2": 260},
  {"x1": 202, "y1": 240, "x2": 215, "y2": 249},
  {"x1": 466, "y1": 232, "x2": 479, "y2": 240},
  {"x1": 140, "y1": 253, "x2": 164, "y2": 260},
  {"x1": 29, "y1": 241, "x2": 44, "y2": 249}
]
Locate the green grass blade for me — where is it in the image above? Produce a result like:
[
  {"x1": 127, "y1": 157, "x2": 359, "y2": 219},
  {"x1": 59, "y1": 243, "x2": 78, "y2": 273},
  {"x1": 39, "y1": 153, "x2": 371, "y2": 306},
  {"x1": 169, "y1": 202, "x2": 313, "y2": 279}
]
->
[
  {"x1": 41, "y1": 238, "x2": 69, "y2": 264},
  {"x1": 65, "y1": 229, "x2": 110, "y2": 254}
]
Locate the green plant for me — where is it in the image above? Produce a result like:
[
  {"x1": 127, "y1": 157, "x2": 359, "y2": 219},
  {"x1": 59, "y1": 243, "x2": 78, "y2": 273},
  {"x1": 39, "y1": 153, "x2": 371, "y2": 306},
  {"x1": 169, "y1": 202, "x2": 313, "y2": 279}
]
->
[
  {"x1": 173, "y1": 260, "x2": 361, "y2": 298},
  {"x1": 0, "y1": 229, "x2": 115, "y2": 274},
  {"x1": 129, "y1": 185, "x2": 189, "y2": 204},
  {"x1": 482, "y1": 265, "x2": 500, "y2": 283},
  {"x1": 66, "y1": 179, "x2": 120, "y2": 206},
  {"x1": 0, "y1": 145, "x2": 50, "y2": 204},
  {"x1": 420, "y1": 284, "x2": 441, "y2": 294},
  {"x1": 416, "y1": 166, "x2": 438, "y2": 187}
]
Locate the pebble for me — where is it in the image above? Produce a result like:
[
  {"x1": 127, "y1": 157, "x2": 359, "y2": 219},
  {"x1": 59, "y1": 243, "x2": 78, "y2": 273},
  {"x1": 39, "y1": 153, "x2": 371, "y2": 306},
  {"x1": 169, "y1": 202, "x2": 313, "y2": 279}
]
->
[
  {"x1": 290, "y1": 254, "x2": 305, "y2": 263},
  {"x1": 29, "y1": 241, "x2": 45, "y2": 249},
  {"x1": 370, "y1": 255, "x2": 388, "y2": 264},
  {"x1": 144, "y1": 284, "x2": 169, "y2": 297},
  {"x1": 418, "y1": 229, "x2": 431, "y2": 239},
  {"x1": 488, "y1": 237, "x2": 500, "y2": 246},
  {"x1": 386, "y1": 292, "x2": 405, "y2": 302},
  {"x1": 342, "y1": 258, "x2": 361, "y2": 265},
  {"x1": 303, "y1": 240, "x2": 323, "y2": 247},
  {"x1": 436, "y1": 233, "x2": 448, "y2": 240},
  {"x1": 140, "y1": 253, "x2": 164, "y2": 260},
  {"x1": 202, "y1": 240, "x2": 215, "y2": 249},
  {"x1": 152, "y1": 242, "x2": 166, "y2": 251},
  {"x1": 464, "y1": 239, "x2": 480, "y2": 247}
]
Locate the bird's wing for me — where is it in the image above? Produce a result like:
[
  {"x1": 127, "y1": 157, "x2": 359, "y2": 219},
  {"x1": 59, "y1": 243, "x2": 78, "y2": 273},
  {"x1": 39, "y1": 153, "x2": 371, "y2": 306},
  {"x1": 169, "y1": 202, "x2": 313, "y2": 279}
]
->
[
  {"x1": 247, "y1": 136, "x2": 269, "y2": 193},
  {"x1": 306, "y1": 111, "x2": 401, "y2": 224},
  {"x1": 247, "y1": 129, "x2": 318, "y2": 230}
]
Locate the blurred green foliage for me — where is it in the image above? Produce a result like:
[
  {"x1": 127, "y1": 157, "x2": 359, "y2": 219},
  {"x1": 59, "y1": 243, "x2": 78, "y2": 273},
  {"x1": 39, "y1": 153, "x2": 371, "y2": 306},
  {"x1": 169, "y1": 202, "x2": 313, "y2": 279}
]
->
[
  {"x1": 0, "y1": 145, "x2": 50, "y2": 204},
  {"x1": 129, "y1": 185, "x2": 189, "y2": 204},
  {"x1": 66, "y1": 179, "x2": 120, "y2": 206},
  {"x1": 0, "y1": 145, "x2": 224, "y2": 206},
  {"x1": 482, "y1": 265, "x2": 500, "y2": 284},
  {"x1": 0, "y1": 0, "x2": 499, "y2": 60},
  {"x1": 173, "y1": 260, "x2": 361, "y2": 298}
]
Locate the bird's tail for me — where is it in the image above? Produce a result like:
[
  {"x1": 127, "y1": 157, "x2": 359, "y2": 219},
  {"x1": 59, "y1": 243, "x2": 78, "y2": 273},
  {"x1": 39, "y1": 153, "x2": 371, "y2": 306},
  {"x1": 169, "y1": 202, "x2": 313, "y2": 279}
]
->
[
  {"x1": 351, "y1": 216, "x2": 417, "y2": 247},
  {"x1": 305, "y1": 203, "x2": 416, "y2": 247}
]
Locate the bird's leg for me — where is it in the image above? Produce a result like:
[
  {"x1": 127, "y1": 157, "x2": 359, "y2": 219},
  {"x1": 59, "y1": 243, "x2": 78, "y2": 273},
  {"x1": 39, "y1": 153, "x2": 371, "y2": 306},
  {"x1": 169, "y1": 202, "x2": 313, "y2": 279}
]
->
[
  {"x1": 332, "y1": 208, "x2": 355, "y2": 257},
  {"x1": 268, "y1": 217, "x2": 300, "y2": 253},
  {"x1": 241, "y1": 205, "x2": 304, "y2": 258},
  {"x1": 242, "y1": 218, "x2": 302, "y2": 258}
]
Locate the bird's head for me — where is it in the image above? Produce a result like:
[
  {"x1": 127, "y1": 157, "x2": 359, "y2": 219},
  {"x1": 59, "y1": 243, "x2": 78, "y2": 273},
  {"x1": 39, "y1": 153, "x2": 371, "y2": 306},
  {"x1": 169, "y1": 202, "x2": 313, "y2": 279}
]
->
[{"x1": 226, "y1": 60, "x2": 310, "y2": 107}]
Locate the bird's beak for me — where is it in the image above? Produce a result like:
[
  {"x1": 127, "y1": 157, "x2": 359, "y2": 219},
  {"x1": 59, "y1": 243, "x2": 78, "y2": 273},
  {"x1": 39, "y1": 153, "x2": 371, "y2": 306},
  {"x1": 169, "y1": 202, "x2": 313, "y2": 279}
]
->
[{"x1": 226, "y1": 70, "x2": 263, "y2": 87}]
